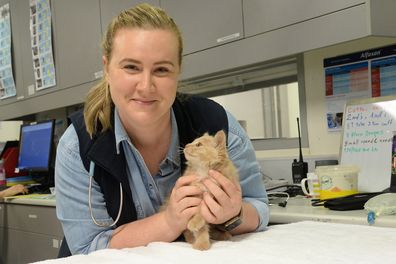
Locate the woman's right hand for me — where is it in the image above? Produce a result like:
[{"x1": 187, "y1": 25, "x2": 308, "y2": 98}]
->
[{"x1": 163, "y1": 174, "x2": 202, "y2": 235}]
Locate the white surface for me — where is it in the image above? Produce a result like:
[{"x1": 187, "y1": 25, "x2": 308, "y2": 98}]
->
[
  {"x1": 34, "y1": 221, "x2": 396, "y2": 264},
  {"x1": 269, "y1": 196, "x2": 396, "y2": 227}
]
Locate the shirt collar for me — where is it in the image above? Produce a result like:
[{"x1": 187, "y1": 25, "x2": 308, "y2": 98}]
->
[{"x1": 113, "y1": 108, "x2": 180, "y2": 169}]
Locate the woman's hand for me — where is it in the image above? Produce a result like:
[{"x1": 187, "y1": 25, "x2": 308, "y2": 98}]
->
[
  {"x1": 163, "y1": 175, "x2": 203, "y2": 235},
  {"x1": 1, "y1": 184, "x2": 28, "y2": 198},
  {"x1": 201, "y1": 170, "x2": 242, "y2": 224}
]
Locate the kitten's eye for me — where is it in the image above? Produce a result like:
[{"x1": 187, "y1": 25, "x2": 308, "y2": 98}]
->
[{"x1": 196, "y1": 142, "x2": 202, "y2": 147}]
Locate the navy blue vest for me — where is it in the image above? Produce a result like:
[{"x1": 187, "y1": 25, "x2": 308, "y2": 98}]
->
[{"x1": 69, "y1": 94, "x2": 228, "y2": 226}]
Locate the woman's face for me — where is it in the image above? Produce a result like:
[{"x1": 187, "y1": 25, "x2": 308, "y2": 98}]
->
[{"x1": 104, "y1": 28, "x2": 180, "y2": 129}]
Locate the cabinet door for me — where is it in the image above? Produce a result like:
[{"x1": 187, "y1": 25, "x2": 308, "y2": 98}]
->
[
  {"x1": 6, "y1": 229, "x2": 62, "y2": 264},
  {"x1": 14, "y1": 0, "x2": 35, "y2": 99},
  {"x1": 161, "y1": 0, "x2": 243, "y2": 55},
  {"x1": 52, "y1": 0, "x2": 102, "y2": 90},
  {"x1": 100, "y1": 0, "x2": 159, "y2": 34},
  {"x1": 244, "y1": 0, "x2": 366, "y2": 37}
]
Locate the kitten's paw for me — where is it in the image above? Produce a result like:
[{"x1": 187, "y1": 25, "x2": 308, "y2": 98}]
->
[{"x1": 193, "y1": 239, "x2": 211, "y2": 251}]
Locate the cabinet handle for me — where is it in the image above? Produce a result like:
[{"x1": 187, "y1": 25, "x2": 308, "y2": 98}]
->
[
  {"x1": 28, "y1": 214, "x2": 38, "y2": 219},
  {"x1": 217, "y1": 32, "x2": 240, "y2": 43}
]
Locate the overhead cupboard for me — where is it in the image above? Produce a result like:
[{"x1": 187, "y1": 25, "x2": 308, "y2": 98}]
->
[{"x1": 0, "y1": 0, "x2": 395, "y2": 120}]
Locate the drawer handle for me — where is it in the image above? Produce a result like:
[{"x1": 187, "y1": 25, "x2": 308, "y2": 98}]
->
[{"x1": 28, "y1": 214, "x2": 38, "y2": 219}]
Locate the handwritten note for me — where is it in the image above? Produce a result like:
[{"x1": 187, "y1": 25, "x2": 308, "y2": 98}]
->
[{"x1": 341, "y1": 98, "x2": 396, "y2": 192}]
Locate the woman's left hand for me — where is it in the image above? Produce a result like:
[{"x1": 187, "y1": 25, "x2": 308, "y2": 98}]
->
[{"x1": 200, "y1": 170, "x2": 242, "y2": 225}]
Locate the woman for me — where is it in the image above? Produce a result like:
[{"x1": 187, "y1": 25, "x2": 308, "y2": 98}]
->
[{"x1": 55, "y1": 3, "x2": 269, "y2": 255}]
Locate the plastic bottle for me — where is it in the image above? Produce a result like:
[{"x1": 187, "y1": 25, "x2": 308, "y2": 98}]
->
[{"x1": 0, "y1": 159, "x2": 5, "y2": 186}]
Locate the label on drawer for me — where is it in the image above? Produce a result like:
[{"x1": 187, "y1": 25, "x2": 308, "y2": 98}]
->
[
  {"x1": 28, "y1": 214, "x2": 38, "y2": 219},
  {"x1": 217, "y1": 32, "x2": 240, "y2": 43},
  {"x1": 52, "y1": 239, "x2": 59, "y2": 248}
]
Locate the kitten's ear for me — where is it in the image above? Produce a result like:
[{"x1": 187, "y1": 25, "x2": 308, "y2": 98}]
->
[{"x1": 214, "y1": 130, "x2": 226, "y2": 148}]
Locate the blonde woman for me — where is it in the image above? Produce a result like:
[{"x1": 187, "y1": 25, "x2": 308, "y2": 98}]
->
[{"x1": 55, "y1": 3, "x2": 269, "y2": 255}]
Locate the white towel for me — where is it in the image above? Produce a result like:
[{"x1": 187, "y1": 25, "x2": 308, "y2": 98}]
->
[{"x1": 34, "y1": 221, "x2": 396, "y2": 264}]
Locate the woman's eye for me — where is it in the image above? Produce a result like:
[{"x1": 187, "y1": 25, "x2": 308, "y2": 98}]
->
[
  {"x1": 124, "y1": 65, "x2": 139, "y2": 71},
  {"x1": 155, "y1": 67, "x2": 170, "y2": 75}
]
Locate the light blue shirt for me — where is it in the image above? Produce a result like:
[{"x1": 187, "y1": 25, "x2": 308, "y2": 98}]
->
[{"x1": 55, "y1": 108, "x2": 269, "y2": 254}]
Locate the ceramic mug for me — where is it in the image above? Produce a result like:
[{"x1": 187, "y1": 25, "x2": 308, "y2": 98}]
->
[
  {"x1": 315, "y1": 165, "x2": 359, "y2": 200},
  {"x1": 301, "y1": 172, "x2": 320, "y2": 198}
]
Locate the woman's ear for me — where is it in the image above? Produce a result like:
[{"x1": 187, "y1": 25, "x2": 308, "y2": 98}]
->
[{"x1": 102, "y1": 55, "x2": 109, "y2": 79}]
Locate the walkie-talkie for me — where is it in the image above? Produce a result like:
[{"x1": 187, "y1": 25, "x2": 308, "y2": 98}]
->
[{"x1": 292, "y1": 117, "x2": 308, "y2": 184}]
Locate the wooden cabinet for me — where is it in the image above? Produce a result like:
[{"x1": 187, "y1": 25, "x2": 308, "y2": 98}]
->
[
  {"x1": 161, "y1": 0, "x2": 243, "y2": 55},
  {"x1": 243, "y1": 0, "x2": 366, "y2": 37},
  {"x1": 1, "y1": 202, "x2": 63, "y2": 264}
]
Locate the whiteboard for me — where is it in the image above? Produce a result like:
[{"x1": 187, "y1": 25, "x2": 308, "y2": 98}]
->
[{"x1": 340, "y1": 95, "x2": 396, "y2": 192}]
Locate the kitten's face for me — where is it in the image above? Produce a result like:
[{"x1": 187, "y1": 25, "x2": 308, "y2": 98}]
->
[{"x1": 183, "y1": 130, "x2": 226, "y2": 164}]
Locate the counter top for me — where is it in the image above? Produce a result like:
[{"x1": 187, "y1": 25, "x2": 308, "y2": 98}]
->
[
  {"x1": 269, "y1": 196, "x2": 396, "y2": 228},
  {"x1": 1, "y1": 194, "x2": 56, "y2": 206}
]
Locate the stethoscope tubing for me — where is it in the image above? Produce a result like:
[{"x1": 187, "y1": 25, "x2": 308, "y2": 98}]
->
[{"x1": 88, "y1": 161, "x2": 123, "y2": 227}]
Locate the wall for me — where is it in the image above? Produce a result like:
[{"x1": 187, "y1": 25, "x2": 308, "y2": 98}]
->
[
  {"x1": 304, "y1": 36, "x2": 396, "y2": 156},
  {"x1": 257, "y1": 37, "x2": 396, "y2": 158},
  {"x1": 256, "y1": 36, "x2": 396, "y2": 181}
]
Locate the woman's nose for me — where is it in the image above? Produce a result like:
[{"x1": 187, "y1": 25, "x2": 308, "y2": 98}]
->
[{"x1": 137, "y1": 71, "x2": 155, "y2": 92}]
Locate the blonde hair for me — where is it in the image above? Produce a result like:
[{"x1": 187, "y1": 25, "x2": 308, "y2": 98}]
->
[{"x1": 83, "y1": 3, "x2": 183, "y2": 137}]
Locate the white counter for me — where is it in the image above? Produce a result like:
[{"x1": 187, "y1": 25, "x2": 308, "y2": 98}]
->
[{"x1": 269, "y1": 196, "x2": 396, "y2": 228}]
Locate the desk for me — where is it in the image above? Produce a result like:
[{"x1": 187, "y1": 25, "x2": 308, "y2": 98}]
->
[
  {"x1": 0, "y1": 195, "x2": 63, "y2": 264},
  {"x1": 269, "y1": 196, "x2": 396, "y2": 228}
]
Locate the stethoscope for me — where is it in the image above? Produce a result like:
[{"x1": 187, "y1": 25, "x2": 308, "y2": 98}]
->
[{"x1": 88, "y1": 161, "x2": 124, "y2": 227}]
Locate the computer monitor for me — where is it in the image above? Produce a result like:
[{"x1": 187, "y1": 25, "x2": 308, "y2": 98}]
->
[{"x1": 17, "y1": 120, "x2": 55, "y2": 188}]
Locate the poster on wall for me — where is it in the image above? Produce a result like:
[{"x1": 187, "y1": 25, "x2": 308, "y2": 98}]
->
[
  {"x1": 324, "y1": 44, "x2": 396, "y2": 131},
  {"x1": 0, "y1": 3, "x2": 16, "y2": 100},
  {"x1": 29, "y1": 0, "x2": 56, "y2": 91}
]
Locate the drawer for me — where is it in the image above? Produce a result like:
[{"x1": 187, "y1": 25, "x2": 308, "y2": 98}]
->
[
  {"x1": 6, "y1": 204, "x2": 63, "y2": 236},
  {"x1": 6, "y1": 228, "x2": 62, "y2": 264}
]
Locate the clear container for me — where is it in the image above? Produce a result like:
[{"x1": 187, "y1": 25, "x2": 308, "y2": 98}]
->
[{"x1": 314, "y1": 164, "x2": 359, "y2": 199}]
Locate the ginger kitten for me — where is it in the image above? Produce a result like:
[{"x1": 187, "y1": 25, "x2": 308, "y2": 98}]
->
[{"x1": 182, "y1": 130, "x2": 239, "y2": 250}]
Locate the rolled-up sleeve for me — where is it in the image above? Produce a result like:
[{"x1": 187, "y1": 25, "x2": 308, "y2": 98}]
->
[
  {"x1": 226, "y1": 111, "x2": 269, "y2": 231},
  {"x1": 55, "y1": 125, "x2": 114, "y2": 254}
]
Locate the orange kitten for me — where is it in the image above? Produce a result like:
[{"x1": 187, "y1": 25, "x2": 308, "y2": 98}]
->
[{"x1": 182, "y1": 130, "x2": 239, "y2": 250}]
